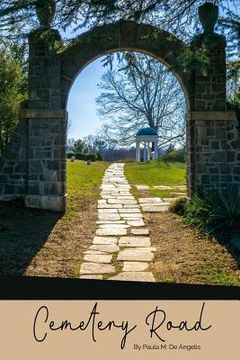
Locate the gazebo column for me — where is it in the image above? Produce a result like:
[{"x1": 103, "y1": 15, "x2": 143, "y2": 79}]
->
[
  {"x1": 143, "y1": 142, "x2": 147, "y2": 162},
  {"x1": 154, "y1": 141, "x2": 158, "y2": 159},
  {"x1": 147, "y1": 143, "x2": 151, "y2": 161},
  {"x1": 136, "y1": 141, "x2": 141, "y2": 162}
]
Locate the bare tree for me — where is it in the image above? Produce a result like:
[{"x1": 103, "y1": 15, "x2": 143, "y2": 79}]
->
[
  {"x1": 96, "y1": 52, "x2": 186, "y2": 147},
  {"x1": 84, "y1": 134, "x2": 107, "y2": 153}
]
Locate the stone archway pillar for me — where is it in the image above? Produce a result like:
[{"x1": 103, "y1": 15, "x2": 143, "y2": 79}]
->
[
  {"x1": 23, "y1": 21, "x2": 67, "y2": 211},
  {"x1": 186, "y1": 2, "x2": 240, "y2": 196},
  {"x1": 187, "y1": 111, "x2": 238, "y2": 195},
  {"x1": 22, "y1": 109, "x2": 67, "y2": 212}
]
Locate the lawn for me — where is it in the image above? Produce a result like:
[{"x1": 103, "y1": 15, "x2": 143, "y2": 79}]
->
[
  {"x1": 66, "y1": 160, "x2": 109, "y2": 220},
  {"x1": 0, "y1": 160, "x2": 109, "y2": 277},
  {"x1": 125, "y1": 160, "x2": 186, "y2": 185},
  {"x1": 125, "y1": 160, "x2": 187, "y2": 198}
]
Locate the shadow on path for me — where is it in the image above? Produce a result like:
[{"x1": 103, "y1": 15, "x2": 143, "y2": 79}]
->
[{"x1": 0, "y1": 200, "x2": 63, "y2": 275}]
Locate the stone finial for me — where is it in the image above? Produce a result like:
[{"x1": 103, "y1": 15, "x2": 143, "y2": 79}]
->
[
  {"x1": 198, "y1": 2, "x2": 219, "y2": 34},
  {"x1": 36, "y1": 0, "x2": 56, "y2": 27}
]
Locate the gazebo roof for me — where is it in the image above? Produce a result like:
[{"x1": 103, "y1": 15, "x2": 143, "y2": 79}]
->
[{"x1": 136, "y1": 127, "x2": 158, "y2": 136}]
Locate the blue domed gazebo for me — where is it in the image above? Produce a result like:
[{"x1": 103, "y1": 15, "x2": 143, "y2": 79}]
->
[{"x1": 136, "y1": 127, "x2": 159, "y2": 162}]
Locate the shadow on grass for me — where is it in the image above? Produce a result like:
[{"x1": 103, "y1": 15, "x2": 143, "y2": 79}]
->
[
  {"x1": 215, "y1": 233, "x2": 240, "y2": 268},
  {"x1": 0, "y1": 200, "x2": 63, "y2": 276}
]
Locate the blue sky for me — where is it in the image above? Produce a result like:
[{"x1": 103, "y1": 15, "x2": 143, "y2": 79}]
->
[
  {"x1": 62, "y1": 24, "x2": 109, "y2": 140},
  {"x1": 67, "y1": 58, "x2": 105, "y2": 140}
]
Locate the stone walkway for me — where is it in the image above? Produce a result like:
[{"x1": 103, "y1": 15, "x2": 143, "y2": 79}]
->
[
  {"x1": 135, "y1": 184, "x2": 187, "y2": 213},
  {"x1": 80, "y1": 163, "x2": 155, "y2": 282}
]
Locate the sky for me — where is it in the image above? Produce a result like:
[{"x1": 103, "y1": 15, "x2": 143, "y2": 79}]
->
[
  {"x1": 67, "y1": 58, "x2": 105, "y2": 140},
  {"x1": 61, "y1": 23, "x2": 111, "y2": 141}
]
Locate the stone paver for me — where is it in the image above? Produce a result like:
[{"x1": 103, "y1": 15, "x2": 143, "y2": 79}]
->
[
  {"x1": 98, "y1": 204, "x2": 123, "y2": 209},
  {"x1": 93, "y1": 236, "x2": 118, "y2": 245},
  {"x1": 84, "y1": 254, "x2": 112, "y2": 264},
  {"x1": 118, "y1": 236, "x2": 151, "y2": 247},
  {"x1": 108, "y1": 199, "x2": 137, "y2": 205},
  {"x1": 162, "y1": 198, "x2": 179, "y2": 203},
  {"x1": 99, "y1": 224, "x2": 130, "y2": 229},
  {"x1": 96, "y1": 228, "x2": 127, "y2": 236},
  {"x1": 109, "y1": 272, "x2": 155, "y2": 282},
  {"x1": 131, "y1": 228, "x2": 149, "y2": 235},
  {"x1": 89, "y1": 244, "x2": 120, "y2": 253},
  {"x1": 98, "y1": 214, "x2": 121, "y2": 221},
  {"x1": 119, "y1": 208, "x2": 141, "y2": 213},
  {"x1": 127, "y1": 220, "x2": 145, "y2": 227},
  {"x1": 84, "y1": 250, "x2": 109, "y2": 255},
  {"x1": 98, "y1": 208, "x2": 118, "y2": 213},
  {"x1": 122, "y1": 205, "x2": 140, "y2": 209},
  {"x1": 120, "y1": 213, "x2": 143, "y2": 218},
  {"x1": 141, "y1": 205, "x2": 170, "y2": 212},
  {"x1": 80, "y1": 263, "x2": 115, "y2": 274},
  {"x1": 117, "y1": 249, "x2": 154, "y2": 262},
  {"x1": 79, "y1": 163, "x2": 155, "y2": 282},
  {"x1": 139, "y1": 197, "x2": 163, "y2": 203},
  {"x1": 96, "y1": 220, "x2": 126, "y2": 224},
  {"x1": 123, "y1": 262, "x2": 149, "y2": 271},
  {"x1": 135, "y1": 185, "x2": 150, "y2": 190}
]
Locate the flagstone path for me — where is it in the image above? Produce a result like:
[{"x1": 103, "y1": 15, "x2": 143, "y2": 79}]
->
[
  {"x1": 80, "y1": 163, "x2": 155, "y2": 282},
  {"x1": 135, "y1": 184, "x2": 187, "y2": 213}
]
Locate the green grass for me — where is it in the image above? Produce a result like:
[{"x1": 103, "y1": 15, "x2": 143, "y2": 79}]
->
[
  {"x1": 66, "y1": 160, "x2": 109, "y2": 219},
  {"x1": 151, "y1": 188, "x2": 187, "y2": 198},
  {"x1": 125, "y1": 160, "x2": 187, "y2": 197},
  {"x1": 196, "y1": 266, "x2": 240, "y2": 286},
  {"x1": 67, "y1": 160, "x2": 109, "y2": 196}
]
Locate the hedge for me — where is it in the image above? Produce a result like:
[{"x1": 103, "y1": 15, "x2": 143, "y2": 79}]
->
[{"x1": 66, "y1": 152, "x2": 101, "y2": 162}]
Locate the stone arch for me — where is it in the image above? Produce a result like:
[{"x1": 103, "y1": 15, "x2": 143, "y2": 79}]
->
[
  {"x1": 0, "y1": 3, "x2": 239, "y2": 212},
  {"x1": 59, "y1": 21, "x2": 192, "y2": 111}
]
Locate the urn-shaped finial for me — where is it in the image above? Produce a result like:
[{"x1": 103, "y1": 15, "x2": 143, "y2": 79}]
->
[
  {"x1": 36, "y1": 0, "x2": 56, "y2": 27},
  {"x1": 198, "y1": 2, "x2": 219, "y2": 34}
]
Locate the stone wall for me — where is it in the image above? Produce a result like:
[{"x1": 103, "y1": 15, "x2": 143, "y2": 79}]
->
[
  {"x1": 0, "y1": 118, "x2": 28, "y2": 200},
  {"x1": 28, "y1": 28, "x2": 62, "y2": 110},
  {"x1": 192, "y1": 34, "x2": 227, "y2": 111},
  {"x1": 24, "y1": 111, "x2": 67, "y2": 211},
  {"x1": 187, "y1": 111, "x2": 240, "y2": 195}
]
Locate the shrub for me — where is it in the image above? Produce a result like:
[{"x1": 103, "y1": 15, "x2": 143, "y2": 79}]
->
[
  {"x1": 86, "y1": 153, "x2": 98, "y2": 162},
  {"x1": 75, "y1": 152, "x2": 87, "y2": 160},
  {"x1": 96, "y1": 153, "x2": 103, "y2": 161},
  {"x1": 66, "y1": 152, "x2": 99, "y2": 161},
  {"x1": 66, "y1": 152, "x2": 75, "y2": 159},
  {"x1": 169, "y1": 197, "x2": 189, "y2": 216},
  {"x1": 161, "y1": 149, "x2": 186, "y2": 163},
  {"x1": 183, "y1": 186, "x2": 240, "y2": 237}
]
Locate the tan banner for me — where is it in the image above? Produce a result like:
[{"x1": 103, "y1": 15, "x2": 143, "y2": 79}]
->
[{"x1": 0, "y1": 300, "x2": 239, "y2": 359}]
